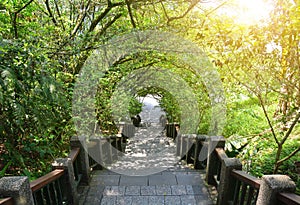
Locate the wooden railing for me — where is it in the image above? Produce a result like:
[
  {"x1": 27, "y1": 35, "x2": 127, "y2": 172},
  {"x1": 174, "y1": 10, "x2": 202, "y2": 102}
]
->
[
  {"x1": 68, "y1": 147, "x2": 82, "y2": 187},
  {"x1": 1, "y1": 133, "x2": 299, "y2": 205},
  {"x1": 277, "y1": 192, "x2": 300, "y2": 205},
  {"x1": 0, "y1": 136, "x2": 90, "y2": 205},
  {"x1": 29, "y1": 145, "x2": 85, "y2": 205},
  {"x1": 88, "y1": 135, "x2": 126, "y2": 169},
  {"x1": 30, "y1": 169, "x2": 65, "y2": 205},
  {"x1": 0, "y1": 197, "x2": 13, "y2": 205},
  {"x1": 230, "y1": 170, "x2": 261, "y2": 204},
  {"x1": 175, "y1": 134, "x2": 207, "y2": 169},
  {"x1": 206, "y1": 136, "x2": 300, "y2": 205}
]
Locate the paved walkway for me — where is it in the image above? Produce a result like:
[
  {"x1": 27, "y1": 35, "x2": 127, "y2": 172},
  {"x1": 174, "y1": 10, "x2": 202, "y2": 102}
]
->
[
  {"x1": 79, "y1": 113, "x2": 214, "y2": 204},
  {"x1": 107, "y1": 123, "x2": 179, "y2": 175},
  {"x1": 79, "y1": 167, "x2": 214, "y2": 205}
]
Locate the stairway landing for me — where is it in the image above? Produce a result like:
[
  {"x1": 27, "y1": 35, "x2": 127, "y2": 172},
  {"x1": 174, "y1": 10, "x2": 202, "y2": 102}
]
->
[{"x1": 78, "y1": 167, "x2": 214, "y2": 205}]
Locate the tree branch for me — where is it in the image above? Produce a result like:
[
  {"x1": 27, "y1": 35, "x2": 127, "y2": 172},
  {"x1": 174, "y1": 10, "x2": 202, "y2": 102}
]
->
[
  {"x1": 204, "y1": 0, "x2": 229, "y2": 17},
  {"x1": 10, "y1": 0, "x2": 34, "y2": 39},
  {"x1": 70, "y1": 0, "x2": 91, "y2": 37},
  {"x1": 16, "y1": 0, "x2": 34, "y2": 14},
  {"x1": 258, "y1": 94, "x2": 280, "y2": 145},
  {"x1": 126, "y1": 0, "x2": 137, "y2": 29},
  {"x1": 45, "y1": 0, "x2": 58, "y2": 26},
  {"x1": 74, "y1": 13, "x2": 123, "y2": 74},
  {"x1": 281, "y1": 110, "x2": 300, "y2": 145},
  {"x1": 160, "y1": 1, "x2": 169, "y2": 20},
  {"x1": 89, "y1": 2, "x2": 124, "y2": 32},
  {"x1": 167, "y1": 0, "x2": 201, "y2": 23},
  {"x1": 277, "y1": 146, "x2": 300, "y2": 165},
  {"x1": 94, "y1": 13, "x2": 122, "y2": 40},
  {"x1": 54, "y1": 0, "x2": 65, "y2": 31}
]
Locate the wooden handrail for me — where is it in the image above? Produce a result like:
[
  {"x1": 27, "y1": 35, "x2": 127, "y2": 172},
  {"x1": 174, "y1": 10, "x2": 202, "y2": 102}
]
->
[
  {"x1": 0, "y1": 197, "x2": 14, "y2": 205},
  {"x1": 30, "y1": 169, "x2": 65, "y2": 192},
  {"x1": 231, "y1": 170, "x2": 261, "y2": 189},
  {"x1": 68, "y1": 147, "x2": 80, "y2": 163},
  {"x1": 215, "y1": 147, "x2": 228, "y2": 161},
  {"x1": 277, "y1": 192, "x2": 300, "y2": 205}
]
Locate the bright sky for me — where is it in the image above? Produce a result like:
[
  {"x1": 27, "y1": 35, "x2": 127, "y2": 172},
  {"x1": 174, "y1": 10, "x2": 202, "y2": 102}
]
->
[
  {"x1": 203, "y1": 0, "x2": 275, "y2": 25},
  {"x1": 232, "y1": 0, "x2": 274, "y2": 25}
]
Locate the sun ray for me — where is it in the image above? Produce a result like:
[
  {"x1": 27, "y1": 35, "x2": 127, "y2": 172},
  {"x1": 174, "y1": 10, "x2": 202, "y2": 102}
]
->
[{"x1": 233, "y1": 0, "x2": 274, "y2": 25}]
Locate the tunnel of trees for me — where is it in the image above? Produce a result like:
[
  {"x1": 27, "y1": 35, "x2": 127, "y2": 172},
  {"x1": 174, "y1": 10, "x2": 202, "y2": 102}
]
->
[{"x1": 0, "y1": 0, "x2": 299, "y2": 193}]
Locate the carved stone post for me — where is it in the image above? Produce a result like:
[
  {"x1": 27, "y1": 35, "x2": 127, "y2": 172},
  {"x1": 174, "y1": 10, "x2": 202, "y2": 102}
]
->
[
  {"x1": 0, "y1": 176, "x2": 34, "y2": 205},
  {"x1": 256, "y1": 175, "x2": 296, "y2": 205}
]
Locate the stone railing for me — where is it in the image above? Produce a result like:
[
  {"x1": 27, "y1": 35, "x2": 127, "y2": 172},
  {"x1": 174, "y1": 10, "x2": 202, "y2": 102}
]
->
[
  {"x1": 175, "y1": 134, "x2": 207, "y2": 169},
  {"x1": 0, "y1": 136, "x2": 90, "y2": 205},
  {"x1": 1, "y1": 133, "x2": 299, "y2": 205},
  {"x1": 0, "y1": 125, "x2": 131, "y2": 205},
  {"x1": 206, "y1": 136, "x2": 300, "y2": 205}
]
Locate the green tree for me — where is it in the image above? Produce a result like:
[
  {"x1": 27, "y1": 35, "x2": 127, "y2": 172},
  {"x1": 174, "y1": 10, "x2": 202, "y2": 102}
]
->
[{"x1": 193, "y1": 0, "x2": 300, "y2": 174}]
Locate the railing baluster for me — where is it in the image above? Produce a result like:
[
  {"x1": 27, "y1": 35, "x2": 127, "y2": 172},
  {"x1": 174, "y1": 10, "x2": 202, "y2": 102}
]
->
[
  {"x1": 181, "y1": 134, "x2": 185, "y2": 159},
  {"x1": 43, "y1": 185, "x2": 51, "y2": 205},
  {"x1": 108, "y1": 137, "x2": 113, "y2": 163},
  {"x1": 48, "y1": 183, "x2": 57, "y2": 204},
  {"x1": 239, "y1": 183, "x2": 248, "y2": 205},
  {"x1": 193, "y1": 136, "x2": 202, "y2": 169},
  {"x1": 254, "y1": 189, "x2": 259, "y2": 203},
  {"x1": 233, "y1": 180, "x2": 241, "y2": 205},
  {"x1": 180, "y1": 134, "x2": 183, "y2": 158},
  {"x1": 216, "y1": 158, "x2": 222, "y2": 182},
  {"x1": 185, "y1": 135, "x2": 189, "y2": 162},
  {"x1": 54, "y1": 179, "x2": 63, "y2": 205},
  {"x1": 73, "y1": 158, "x2": 79, "y2": 182},
  {"x1": 176, "y1": 134, "x2": 181, "y2": 156},
  {"x1": 246, "y1": 186, "x2": 254, "y2": 205},
  {"x1": 34, "y1": 190, "x2": 44, "y2": 205}
]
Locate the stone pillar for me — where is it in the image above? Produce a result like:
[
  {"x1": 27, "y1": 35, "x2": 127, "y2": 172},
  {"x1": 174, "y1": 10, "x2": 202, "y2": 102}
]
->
[
  {"x1": 256, "y1": 175, "x2": 296, "y2": 205},
  {"x1": 0, "y1": 176, "x2": 34, "y2": 205},
  {"x1": 89, "y1": 137, "x2": 104, "y2": 169},
  {"x1": 217, "y1": 158, "x2": 242, "y2": 205},
  {"x1": 52, "y1": 158, "x2": 79, "y2": 205},
  {"x1": 70, "y1": 136, "x2": 90, "y2": 185},
  {"x1": 123, "y1": 124, "x2": 135, "y2": 138},
  {"x1": 194, "y1": 135, "x2": 207, "y2": 169},
  {"x1": 206, "y1": 136, "x2": 226, "y2": 185}
]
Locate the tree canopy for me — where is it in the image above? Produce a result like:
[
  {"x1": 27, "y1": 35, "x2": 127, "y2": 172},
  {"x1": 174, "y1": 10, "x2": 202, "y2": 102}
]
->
[{"x1": 0, "y1": 0, "x2": 299, "y2": 192}]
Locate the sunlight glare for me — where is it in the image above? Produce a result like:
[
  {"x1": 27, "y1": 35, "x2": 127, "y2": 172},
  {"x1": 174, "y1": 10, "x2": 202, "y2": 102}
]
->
[{"x1": 231, "y1": 0, "x2": 274, "y2": 25}]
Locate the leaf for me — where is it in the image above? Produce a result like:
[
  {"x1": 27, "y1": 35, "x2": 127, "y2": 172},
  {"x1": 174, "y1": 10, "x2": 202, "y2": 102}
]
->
[{"x1": 0, "y1": 161, "x2": 11, "y2": 177}]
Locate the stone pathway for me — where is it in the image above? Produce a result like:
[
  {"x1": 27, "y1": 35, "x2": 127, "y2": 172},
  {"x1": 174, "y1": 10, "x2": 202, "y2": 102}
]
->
[
  {"x1": 79, "y1": 168, "x2": 214, "y2": 205},
  {"x1": 79, "y1": 111, "x2": 214, "y2": 204},
  {"x1": 106, "y1": 122, "x2": 180, "y2": 176}
]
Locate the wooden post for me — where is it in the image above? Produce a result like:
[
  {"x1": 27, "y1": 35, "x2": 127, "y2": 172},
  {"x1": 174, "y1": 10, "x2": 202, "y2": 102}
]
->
[
  {"x1": 70, "y1": 136, "x2": 90, "y2": 185},
  {"x1": 176, "y1": 133, "x2": 182, "y2": 156},
  {"x1": 193, "y1": 135, "x2": 205, "y2": 169},
  {"x1": 89, "y1": 137, "x2": 103, "y2": 170},
  {"x1": 52, "y1": 158, "x2": 79, "y2": 205},
  {"x1": 217, "y1": 158, "x2": 242, "y2": 205},
  {"x1": 206, "y1": 136, "x2": 226, "y2": 185}
]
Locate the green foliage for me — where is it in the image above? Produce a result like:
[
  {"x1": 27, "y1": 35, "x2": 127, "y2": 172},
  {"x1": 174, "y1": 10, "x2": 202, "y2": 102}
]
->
[
  {"x1": 0, "y1": 39, "x2": 71, "y2": 177},
  {"x1": 0, "y1": 0, "x2": 299, "y2": 194},
  {"x1": 224, "y1": 96, "x2": 269, "y2": 137},
  {"x1": 191, "y1": 0, "x2": 300, "y2": 189},
  {"x1": 237, "y1": 134, "x2": 300, "y2": 194}
]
